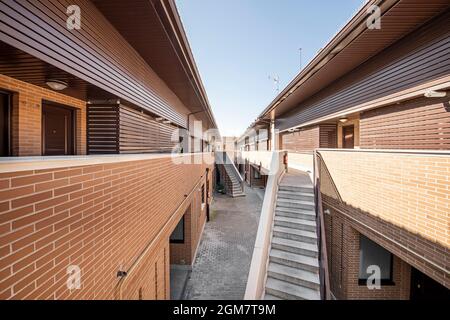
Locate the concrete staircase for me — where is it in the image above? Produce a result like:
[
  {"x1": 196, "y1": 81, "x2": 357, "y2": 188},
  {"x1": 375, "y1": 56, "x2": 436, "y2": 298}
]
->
[
  {"x1": 264, "y1": 172, "x2": 320, "y2": 300},
  {"x1": 223, "y1": 162, "x2": 245, "y2": 197}
]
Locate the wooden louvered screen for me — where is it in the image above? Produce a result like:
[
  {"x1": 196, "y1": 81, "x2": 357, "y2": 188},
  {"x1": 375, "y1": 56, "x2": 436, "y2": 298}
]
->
[
  {"x1": 87, "y1": 105, "x2": 119, "y2": 154},
  {"x1": 119, "y1": 105, "x2": 177, "y2": 154},
  {"x1": 319, "y1": 124, "x2": 338, "y2": 148},
  {"x1": 360, "y1": 97, "x2": 450, "y2": 150},
  {"x1": 276, "y1": 14, "x2": 450, "y2": 132},
  {"x1": 281, "y1": 126, "x2": 320, "y2": 152}
]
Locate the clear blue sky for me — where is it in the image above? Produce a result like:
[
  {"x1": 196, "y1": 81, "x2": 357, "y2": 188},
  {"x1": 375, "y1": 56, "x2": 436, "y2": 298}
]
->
[{"x1": 176, "y1": 0, "x2": 366, "y2": 137}]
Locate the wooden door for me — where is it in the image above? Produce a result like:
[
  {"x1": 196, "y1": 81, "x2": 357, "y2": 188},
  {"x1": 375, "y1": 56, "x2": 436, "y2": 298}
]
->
[
  {"x1": 342, "y1": 125, "x2": 355, "y2": 149},
  {"x1": 42, "y1": 103, "x2": 74, "y2": 155},
  {"x1": 410, "y1": 267, "x2": 450, "y2": 300},
  {"x1": 0, "y1": 92, "x2": 10, "y2": 156}
]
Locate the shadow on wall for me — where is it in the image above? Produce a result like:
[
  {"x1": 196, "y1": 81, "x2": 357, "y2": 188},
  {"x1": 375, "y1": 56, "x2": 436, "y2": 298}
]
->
[{"x1": 317, "y1": 168, "x2": 449, "y2": 295}]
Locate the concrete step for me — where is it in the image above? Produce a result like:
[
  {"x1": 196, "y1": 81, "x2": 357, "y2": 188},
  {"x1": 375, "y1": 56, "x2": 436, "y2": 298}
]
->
[
  {"x1": 279, "y1": 185, "x2": 313, "y2": 193},
  {"x1": 269, "y1": 249, "x2": 319, "y2": 273},
  {"x1": 275, "y1": 207, "x2": 316, "y2": 221},
  {"x1": 271, "y1": 237, "x2": 318, "y2": 258},
  {"x1": 274, "y1": 216, "x2": 316, "y2": 232},
  {"x1": 265, "y1": 278, "x2": 320, "y2": 300},
  {"x1": 231, "y1": 192, "x2": 246, "y2": 198},
  {"x1": 263, "y1": 294, "x2": 282, "y2": 300},
  {"x1": 273, "y1": 226, "x2": 317, "y2": 244},
  {"x1": 276, "y1": 198, "x2": 314, "y2": 210},
  {"x1": 278, "y1": 191, "x2": 314, "y2": 201},
  {"x1": 268, "y1": 262, "x2": 320, "y2": 290}
]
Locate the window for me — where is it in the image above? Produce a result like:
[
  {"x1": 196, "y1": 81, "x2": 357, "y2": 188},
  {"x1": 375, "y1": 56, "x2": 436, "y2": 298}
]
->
[
  {"x1": 254, "y1": 169, "x2": 261, "y2": 179},
  {"x1": 358, "y1": 235, "x2": 393, "y2": 285},
  {"x1": 170, "y1": 216, "x2": 184, "y2": 243}
]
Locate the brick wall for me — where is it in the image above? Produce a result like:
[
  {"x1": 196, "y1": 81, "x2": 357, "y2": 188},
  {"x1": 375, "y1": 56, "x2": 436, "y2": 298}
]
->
[
  {"x1": 170, "y1": 180, "x2": 208, "y2": 266},
  {"x1": 0, "y1": 74, "x2": 86, "y2": 156},
  {"x1": 0, "y1": 154, "x2": 214, "y2": 299},
  {"x1": 318, "y1": 150, "x2": 449, "y2": 289},
  {"x1": 281, "y1": 126, "x2": 320, "y2": 152}
]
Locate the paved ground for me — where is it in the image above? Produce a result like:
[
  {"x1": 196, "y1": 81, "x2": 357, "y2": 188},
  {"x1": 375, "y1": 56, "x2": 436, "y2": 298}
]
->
[{"x1": 183, "y1": 187, "x2": 264, "y2": 300}]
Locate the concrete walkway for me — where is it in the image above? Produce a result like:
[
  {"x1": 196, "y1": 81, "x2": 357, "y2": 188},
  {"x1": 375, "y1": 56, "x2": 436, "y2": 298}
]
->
[{"x1": 183, "y1": 187, "x2": 264, "y2": 300}]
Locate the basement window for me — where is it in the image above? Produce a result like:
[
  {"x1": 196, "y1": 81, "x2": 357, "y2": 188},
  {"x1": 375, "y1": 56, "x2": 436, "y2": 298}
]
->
[
  {"x1": 170, "y1": 216, "x2": 184, "y2": 244},
  {"x1": 358, "y1": 235, "x2": 394, "y2": 285}
]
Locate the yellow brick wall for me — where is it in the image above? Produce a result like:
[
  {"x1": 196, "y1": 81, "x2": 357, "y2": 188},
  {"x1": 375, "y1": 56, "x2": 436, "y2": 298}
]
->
[{"x1": 319, "y1": 150, "x2": 449, "y2": 247}]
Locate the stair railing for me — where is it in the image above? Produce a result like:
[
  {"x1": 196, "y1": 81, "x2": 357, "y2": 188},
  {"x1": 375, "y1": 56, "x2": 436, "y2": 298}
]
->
[
  {"x1": 313, "y1": 150, "x2": 331, "y2": 300},
  {"x1": 218, "y1": 151, "x2": 245, "y2": 193}
]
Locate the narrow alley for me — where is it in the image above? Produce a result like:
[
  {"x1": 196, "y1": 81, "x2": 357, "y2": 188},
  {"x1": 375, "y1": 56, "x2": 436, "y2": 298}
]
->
[{"x1": 183, "y1": 187, "x2": 264, "y2": 300}]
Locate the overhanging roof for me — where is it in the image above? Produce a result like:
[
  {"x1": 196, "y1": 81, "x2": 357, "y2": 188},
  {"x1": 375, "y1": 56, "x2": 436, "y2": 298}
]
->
[{"x1": 252, "y1": 0, "x2": 450, "y2": 127}]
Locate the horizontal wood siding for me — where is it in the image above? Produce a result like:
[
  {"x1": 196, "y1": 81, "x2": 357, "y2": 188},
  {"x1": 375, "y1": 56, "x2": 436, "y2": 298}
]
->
[
  {"x1": 281, "y1": 126, "x2": 320, "y2": 152},
  {"x1": 0, "y1": 0, "x2": 187, "y2": 127},
  {"x1": 87, "y1": 104, "x2": 119, "y2": 154},
  {"x1": 319, "y1": 124, "x2": 338, "y2": 148},
  {"x1": 119, "y1": 105, "x2": 177, "y2": 154},
  {"x1": 360, "y1": 97, "x2": 450, "y2": 150},
  {"x1": 277, "y1": 12, "x2": 450, "y2": 131}
]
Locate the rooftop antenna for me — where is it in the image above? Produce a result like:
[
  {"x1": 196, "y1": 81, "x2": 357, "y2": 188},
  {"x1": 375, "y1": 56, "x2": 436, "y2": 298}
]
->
[
  {"x1": 299, "y1": 47, "x2": 303, "y2": 70},
  {"x1": 268, "y1": 75, "x2": 280, "y2": 93}
]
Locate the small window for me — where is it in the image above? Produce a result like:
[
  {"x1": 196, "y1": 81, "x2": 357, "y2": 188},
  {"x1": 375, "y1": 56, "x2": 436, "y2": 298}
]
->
[
  {"x1": 358, "y1": 235, "x2": 393, "y2": 285},
  {"x1": 201, "y1": 184, "x2": 205, "y2": 204},
  {"x1": 254, "y1": 169, "x2": 261, "y2": 179},
  {"x1": 170, "y1": 216, "x2": 184, "y2": 243}
]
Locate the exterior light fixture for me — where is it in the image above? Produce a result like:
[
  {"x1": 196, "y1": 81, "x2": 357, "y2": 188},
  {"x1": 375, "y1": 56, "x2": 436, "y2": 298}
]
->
[
  {"x1": 163, "y1": 120, "x2": 171, "y2": 124},
  {"x1": 424, "y1": 90, "x2": 447, "y2": 98},
  {"x1": 339, "y1": 117, "x2": 349, "y2": 123},
  {"x1": 155, "y1": 117, "x2": 164, "y2": 122},
  {"x1": 45, "y1": 80, "x2": 68, "y2": 91}
]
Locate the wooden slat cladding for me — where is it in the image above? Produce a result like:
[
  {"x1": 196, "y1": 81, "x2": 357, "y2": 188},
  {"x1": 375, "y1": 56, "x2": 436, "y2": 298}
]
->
[
  {"x1": 281, "y1": 126, "x2": 320, "y2": 152},
  {"x1": 281, "y1": 124, "x2": 337, "y2": 151},
  {"x1": 360, "y1": 97, "x2": 450, "y2": 150},
  {"x1": 87, "y1": 105, "x2": 119, "y2": 154},
  {"x1": 319, "y1": 124, "x2": 337, "y2": 148},
  {"x1": 277, "y1": 11, "x2": 450, "y2": 131},
  {"x1": 0, "y1": 0, "x2": 187, "y2": 127},
  {"x1": 119, "y1": 105, "x2": 177, "y2": 154}
]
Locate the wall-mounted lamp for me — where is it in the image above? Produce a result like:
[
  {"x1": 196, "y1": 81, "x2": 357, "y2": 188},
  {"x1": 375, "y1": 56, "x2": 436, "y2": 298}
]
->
[
  {"x1": 424, "y1": 90, "x2": 447, "y2": 98},
  {"x1": 46, "y1": 80, "x2": 68, "y2": 91},
  {"x1": 339, "y1": 117, "x2": 349, "y2": 123},
  {"x1": 155, "y1": 117, "x2": 164, "y2": 122},
  {"x1": 163, "y1": 120, "x2": 171, "y2": 124}
]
